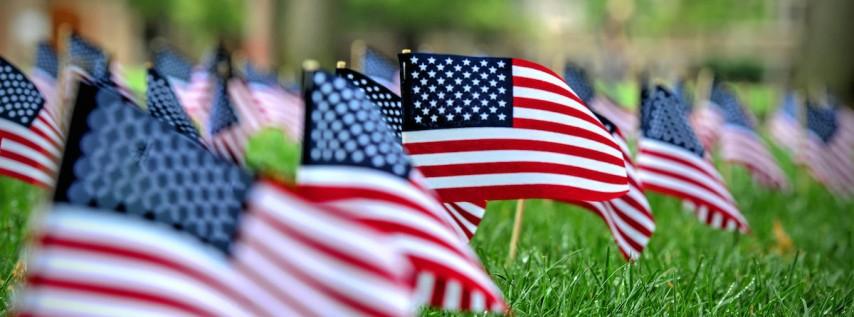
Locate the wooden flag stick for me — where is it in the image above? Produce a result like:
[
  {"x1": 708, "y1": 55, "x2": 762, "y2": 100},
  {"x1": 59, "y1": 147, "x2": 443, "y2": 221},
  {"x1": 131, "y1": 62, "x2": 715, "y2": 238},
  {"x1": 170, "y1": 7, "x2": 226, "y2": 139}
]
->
[
  {"x1": 336, "y1": 60, "x2": 346, "y2": 69},
  {"x1": 506, "y1": 199, "x2": 525, "y2": 265}
]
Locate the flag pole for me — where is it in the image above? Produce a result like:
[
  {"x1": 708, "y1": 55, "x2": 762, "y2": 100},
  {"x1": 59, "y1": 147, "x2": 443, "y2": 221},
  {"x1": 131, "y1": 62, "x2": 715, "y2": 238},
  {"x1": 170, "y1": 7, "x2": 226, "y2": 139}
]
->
[
  {"x1": 506, "y1": 199, "x2": 525, "y2": 265},
  {"x1": 55, "y1": 23, "x2": 73, "y2": 132},
  {"x1": 350, "y1": 40, "x2": 366, "y2": 72},
  {"x1": 336, "y1": 60, "x2": 346, "y2": 69}
]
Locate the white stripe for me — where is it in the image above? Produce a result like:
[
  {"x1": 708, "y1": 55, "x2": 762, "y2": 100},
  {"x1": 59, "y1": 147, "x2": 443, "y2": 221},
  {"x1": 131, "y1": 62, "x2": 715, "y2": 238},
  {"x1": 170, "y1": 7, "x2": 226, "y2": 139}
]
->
[
  {"x1": 444, "y1": 203, "x2": 477, "y2": 239},
  {"x1": 17, "y1": 287, "x2": 191, "y2": 317},
  {"x1": 424, "y1": 172, "x2": 629, "y2": 193},
  {"x1": 609, "y1": 197, "x2": 655, "y2": 232},
  {"x1": 414, "y1": 272, "x2": 436, "y2": 306},
  {"x1": 511, "y1": 65, "x2": 575, "y2": 97},
  {"x1": 0, "y1": 119, "x2": 60, "y2": 157},
  {"x1": 411, "y1": 150, "x2": 626, "y2": 177},
  {"x1": 442, "y1": 280, "x2": 463, "y2": 309},
  {"x1": 456, "y1": 202, "x2": 485, "y2": 218},
  {"x1": 33, "y1": 116, "x2": 64, "y2": 147},
  {"x1": 514, "y1": 107, "x2": 617, "y2": 143},
  {"x1": 637, "y1": 154, "x2": 732, "y2": 201},
  {"x1": 404, "y1": 127, "x2": 623, "y2": 160},
  {"x1": 640, "y1": 138, "x2": 723, "y2": 181},
  {"x1": 0, "y1": 156, "x2": 53, "y2": 185},
  {"x1": 511, "y1": 86, "x2": 591, "y2": 119},
  {"x1": 396, "y1": 237, "x2": 500, "y2": 294},
  {"x1": 1, "y1": 139, "x2": 57, "y2": 171},
  {"x1": 638, "y1": 170, "x2": 743, "y2": 222}
]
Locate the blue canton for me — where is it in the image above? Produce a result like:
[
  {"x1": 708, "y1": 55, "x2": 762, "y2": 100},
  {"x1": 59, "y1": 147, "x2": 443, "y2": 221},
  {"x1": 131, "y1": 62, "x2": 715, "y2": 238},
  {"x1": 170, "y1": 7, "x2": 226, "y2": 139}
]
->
[
  {"x1": 69, "y1": 34, "x2": 109, "y2": 79},
  {"x1": 806, "y1": 102, "x2": 838, "y2": 143},
  {"x1": 244, "y1": 62, "x2": 280, "y2": 86},
  {"x1": 337, "y1": 68, "x2": 403, "y2": 140},
  {"x1": 641, "y1": 85, "x2": 705, "y2": 157},
  {"x1": 146, "y1": 69, "x2": 201, "y2": 140},
  {"x1": 208, "y1": 79, "x2": 238, "y2": 135},
  {"x1": 673, "y1": 80, "x2": 693, "y2": 114},
  {"x1": 35, "y1": 42, "x2": 58, "y2": 79},
  {"x1": 154, "y1": 48, "x2": 193, "y2": 82},
  {"x1": 302, "y1": 71, "x2": 411, "y2": 178},
  {"x1": 399, "y1": 53, "x2": 513, "y2": 131},
  {"x1": 563, "y1": 63, "x2": 594, "y2": 105},
  {"x1": 710, "y1": 85, "x2": 754, "y2": 129},
  {"x1": 0, "y1": 58, "x2": 45, "y2": 127},
  {"x1": 363, "y1": 48, "x2": 398, "y2": 83}
]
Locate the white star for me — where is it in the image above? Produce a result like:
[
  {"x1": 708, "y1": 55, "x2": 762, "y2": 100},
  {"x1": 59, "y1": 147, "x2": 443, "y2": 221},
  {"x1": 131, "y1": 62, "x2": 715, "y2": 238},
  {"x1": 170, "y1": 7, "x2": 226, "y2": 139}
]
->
[
  {"x1": 454, "y1": 65, "x2": 462, "y2": 71},
  {"x1": 437, "y1": 78, "x2": 445, "y2": 85},
  {"x1": 446, "y1": 99, "x2": 455, "y2": 106},
  {"x1": 454, "y1": 78, "x2": 462, "y2": 85},
  {"x1": 489, "y1": 93, "x2": 497, "y2": 100},
  {"x1": 497, "y1": 60, "x2": 505, "y2": 68},
  {"x1": 414, "y1": 101, "x2": 422, "y2": 108},
  {"x1": 473, "y1": 106, "x2": 481, "y2": 113},
  {"x1": 463, "y1": 72, "x2": 471, "y2": 78},
  {"x1": 480, "y1": 113, "x2": 489, "y2": 120},
  {"x1": 463, "y1": 85, "x2": 471, "y2": 92},
  {"x1": 454, "y1": 92, "x2": 463, "y2": 99},
  {"x1": 489, "y1": 106, "x2": 497, "y2": 113},
  {"x1": 429, "y1": 100, "x2": 437, "y2": 107},
  {"x1": 420, "y1": 79, "x2": 428, "y2": 85},
  {"x1": 480, "y1": 100, "x2": 488, "y2": 106},
  {"x1": 437, "y1": 92, "x2": 445, "y2": 99},
  {"x1": 431, "y1": 114, "x2": 438, "y2": 122},
  {"x1": 437, "y1": 64, "x2": 445, "y2": 71},
  {"x1": 438, "y1": 107, "x2": 446, "y2": 114},
  {"x1": 480, "y1": 73, "x2": 489, "y2": 79},
  {"x1": 489, "y1": 80, "x2": 497, "y2": 87},
  {"x1": 428, "y1": 85, "x2": 436, "y2": 92},
  {"x1": 498, "y1": 74, "x2": 506, "y2": 81},
  {"x1": 463, "y1": 113, "x2": 472, "y2": 120},
  {"x1": 420, "y1": 93, "x2": 428, "y2": 100},
  {"x1": 463, "y1": 99, "x2": 472, "y2": 106},
  {"x1": 445, "y1": 57, "x2": 453, "y2": 64},
  {"x1": 463, "y1": 59, "x2": 471, "y2": 66},
  {"x1": 454, "y1": 106, "x2": 462, "y2": 113},
  {"x1": 410, "y1": 56, "x2": 419, "y2": 63},
  {"x1": 445, "y1": 71, "x2": 454, "y2": 78},
  {"x1": 428, "y1": 57, "x2": 436, "y2": 64},
  {"x1": 413, "y1": 86, "x2": 421, "y2": 93},
  {"x1": 415, "y1": 115, "x2": 423, "y2": 123},
  {"x1": 480, "y1": 60, "x2": 488, "y2": 66},
  {"x1": 472, "y1": 92, "x2": 481, "y2": 99},
  {"x1": 473, "y1": 79, "x2": 480, "y2": 85},
  {"x1": 498, "y1": 87, "x2": 507, "y2": 94},
  {"x1": 422, "y1": 108, "x2": 430, "y2": 114},
  {"x1": 419, "y1": 64, "x2": 427, "y2": 71},
  {"x1": 411, "y1": 71, "x2": 420, "y2": 78},
  {"x1": 472, "y1": 65, "x2": 480, "y2": 72},
  {"x1": 480, "y1": 86, "x2": 489, "y2": 93},
  {"x1": 445, "y1": 85, "x2": 454, "y2": 92},
  {"x1": 489, "y1": 66, "x2": 497, "y2": 73},
  {"x1": 498, "y1": 113, "x2": 507, "y2": 120},
  {"x1": 428, "y1": 71, "x2": 436, "y2": 78},
  {"x1": 446, "y1": 113, "x2": 454, "y2": 121}
]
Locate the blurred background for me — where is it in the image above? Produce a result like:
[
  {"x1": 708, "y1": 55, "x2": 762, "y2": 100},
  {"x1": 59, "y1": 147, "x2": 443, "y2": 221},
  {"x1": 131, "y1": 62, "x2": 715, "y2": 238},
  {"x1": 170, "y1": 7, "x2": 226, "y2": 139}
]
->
[{"x1": 0, "y1": 0, "x2": 852, "y2": 111}]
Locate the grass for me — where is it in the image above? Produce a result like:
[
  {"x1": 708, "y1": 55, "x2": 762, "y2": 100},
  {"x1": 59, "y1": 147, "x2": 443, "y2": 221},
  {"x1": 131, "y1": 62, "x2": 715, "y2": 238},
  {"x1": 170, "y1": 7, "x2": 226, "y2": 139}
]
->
[{"x1": 1, "y1": 128, "x2": 852, "y2": 315}]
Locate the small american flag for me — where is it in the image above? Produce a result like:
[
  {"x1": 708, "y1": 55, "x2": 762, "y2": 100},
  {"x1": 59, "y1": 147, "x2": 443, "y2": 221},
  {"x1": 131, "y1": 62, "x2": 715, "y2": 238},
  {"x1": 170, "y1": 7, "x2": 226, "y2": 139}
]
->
[
  {"x1": 802, "y1": 103, "x2": 854, "y2": 196},
  {"x1": 574, "y1": 113, "x2": 655, "y2": 260},
  {"x1": 146, "y1": 68, "x2": 201, "y2": 140},
  {"x1": 337, "y1": 67, "x2": 487, "y2": 241},
  {"x1": 0, "y1": 58, "x2": 63, "y2": 188},
  {"x1": 244, "y1": 62, "x2": 304, "y2": 140},
  {"x1": 16, "y1": 81, "x2": 415, "y2": 317},
  {"x1": 564, "y1": 64, "x2": 637, "y2": 136},
  {"x1": 769, "y1": 91, "x2": 803, "y2": 154},
  {"x1": 398, "y1": 52, "x2": 629, "y2": 202},
  {"x1": 153, "y1": 47, "x2": 213, "y2": 124},
  {"x1": 68, "y1": 34, "x2": 135, "y2": 101},
  {"x1": 363, "y1": 47, "x2": 400, "y2": 94},
  {"x1": 297, "y1": 70, "x2": 506, "y2": 313},
  {"x1": 710, "y1": 85, "x2": 789, "y2": 189},
  {"x1": 637, "y1": 85, "x2": 748, "y2": 232},
  {"x1": 207, "y1": 78, "x2": 250, "y2": 165},
  {"x1": 31, "y1": 42, "x2": 62, "y2": 124}
]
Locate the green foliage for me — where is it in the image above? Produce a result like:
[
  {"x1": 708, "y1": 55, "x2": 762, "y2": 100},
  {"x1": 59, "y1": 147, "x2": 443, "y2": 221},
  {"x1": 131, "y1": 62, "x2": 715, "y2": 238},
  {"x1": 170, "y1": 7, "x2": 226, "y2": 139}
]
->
[
  {"x1": 343, "y1": 0, "x2": 524, "y2": 37},
  {"x1": 129, "y1": 0, "x2": 246, "y2": 44},
  {"x1": 245, "y1": 128, "x2": 301, "y2": 182},
  {"x1": 587, "y1": 0, "x2": 770, "y2": 35},
  {"x1": 0, "y1": 179, "x2": 44, "y2": 313}
]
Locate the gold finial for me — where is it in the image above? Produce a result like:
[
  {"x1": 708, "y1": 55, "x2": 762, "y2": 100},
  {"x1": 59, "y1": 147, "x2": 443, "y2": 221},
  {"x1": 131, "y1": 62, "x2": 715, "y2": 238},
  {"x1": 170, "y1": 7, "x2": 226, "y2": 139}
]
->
[
  {"x1": 401, "y1": 49, "x2": 412, "y2": 54},
  {"x1": 336, "y1": 61, "x2": 347, "y2": 69},
  {"x1": 302, "y1": 59, "x2": 319, "y2": 71}
]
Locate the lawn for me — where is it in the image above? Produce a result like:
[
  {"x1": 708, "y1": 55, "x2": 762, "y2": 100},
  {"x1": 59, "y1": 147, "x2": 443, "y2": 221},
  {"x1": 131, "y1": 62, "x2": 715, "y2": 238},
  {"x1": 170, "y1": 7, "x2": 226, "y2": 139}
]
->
[{"x1": 1, "y1": 128, "x2": 852, "y2": 315}]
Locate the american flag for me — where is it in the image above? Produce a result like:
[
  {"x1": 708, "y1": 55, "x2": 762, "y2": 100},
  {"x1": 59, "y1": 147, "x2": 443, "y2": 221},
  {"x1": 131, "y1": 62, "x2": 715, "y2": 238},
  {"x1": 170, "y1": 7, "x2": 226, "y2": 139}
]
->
[
  {"x1": 16, "y1": 81, "x2": 415, "y2": 317},
  {"x1": 153, "y1": 48, "x2": 214, "y2": 125},
  {"x1": 398, "y1": 52, "x2": 629, "y2": 202},
  {"x1": 802, "y1": 103, "x2": 854, "y2": 196},
  {"x1": 68, "y1": 34, "x2": 135, "y2": 101},
  {"x1": 146, "y1": 68, "x2": 202, "y2": 141},
  {"x1": 206, "y1": 78, "x2": 250, "y2": 165},
  {"x1": 297, "y1": 70, "x2": 506, "y2": 312},
  {"x1": 244, "y1": 62, "x2": 304, "y2": 140},
  {"x1": 0, "y1": 58, "x2": 63, "y2": 188},
  {"x1": 31, "y1": 42, "x2": 62, "y2": 124},
  {"x1": 573, "y1": 113, "x2": 654, "y2": 260},
  {"x1": 768, "y1": 91, "x2": 803, "y2": 154},
  {"x1": 709, "y1": 85, "x2": 789, "y2": 189},
  {"x1": 363, "y1": 47, "x2": 400, "y2": 94},
  {"x1": 637, "y1": 85, "x2": 748, "y2": 232},
  {"x1": 337, "y1": 67, "x2": 486, "y2": 241},
  {"x1": 564, "y1": 63, "x2": 637, "y2": 136}
]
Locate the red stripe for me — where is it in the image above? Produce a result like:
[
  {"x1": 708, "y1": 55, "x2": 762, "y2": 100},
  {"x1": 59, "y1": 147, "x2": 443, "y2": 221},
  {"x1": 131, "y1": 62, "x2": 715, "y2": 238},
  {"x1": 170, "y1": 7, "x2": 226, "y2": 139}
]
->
[
  {"x1": 26, "y1": 275, "x2": 216, "y2": 316},
  {"x1": 512, "y1": 95, "x2": 602, "y2": 129},
  {"x1": 642, "y1": 183, "x2": 746, "y2": 232},
  {"x1": 511, "y1": 59, "x2": 570, "y2": 90},
  {"x1": 511, "y1": 76, "x2": 586, "y2": 109},
  {"x1": 444, "y1": 204, "x2": 474, "y2": 240},
  {"x1": 638, "y1": 149, "x2": 723, "y2": 188},
  {"x1": 297, "y1": 185, "x2": 448, "y2": 227},
  {"x1": 35, "y1": 234, "x2": 266, "y2": 316},
  {"x1": 405, "y1": 138, "x2": 624, "y2": 167},
  {"x1": 435, "y1": 183, "x2": 627, "y2": 202},
  {"x1": 0, "y1": 149, "x2": 54, "y2": 174},
  {"x1": 411, "y1": 257, "x2": 500, "y2": 308},
  {"x1": 452, "y1": 202, "x2": 484, "y2": 227},
  {"x1": 0, "y1": 131, "x2": 58, "y2": 160},
  {"x1": 418, "y1": 161, "x2": 628, "y2": 185},
  {"x1": 0, "y1": 167, "x2": 50, "y2": 188},
  {"x1": 638, "y1": 165, "x2": 730, "y2": 203},
  {"x1": 512, "y1": 118, "x2": 622, "y2": 154}
]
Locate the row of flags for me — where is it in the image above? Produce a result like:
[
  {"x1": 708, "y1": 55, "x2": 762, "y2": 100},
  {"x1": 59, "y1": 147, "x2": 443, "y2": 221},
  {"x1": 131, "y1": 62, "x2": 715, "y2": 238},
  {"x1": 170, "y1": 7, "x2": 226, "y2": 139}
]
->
[{"x1": 0, "y1": 33, "x2": 851, "y2": 315}]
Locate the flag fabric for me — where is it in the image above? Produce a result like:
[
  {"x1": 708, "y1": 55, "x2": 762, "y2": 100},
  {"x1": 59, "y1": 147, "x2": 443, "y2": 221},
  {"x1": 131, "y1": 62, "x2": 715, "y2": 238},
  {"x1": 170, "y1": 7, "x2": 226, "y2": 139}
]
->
[
  {"x1": 15, "y1": 81, "x2": 415, "y2": 317},
  {"x1": 362, "y1": 47, "x2": 400, "y2": 94},
  {"x1": 769, "y1": 91, "x2": 803, "y2": 154},
  {"x1": 636, "y1": 85, "x2": 748, "y2": 232},
  {"x1": 691, "y1": 101, "x2": 723, "y2": 150},
  {"x1": 710, "y1": 85, "x2": 789, "y2": 189},
  {"x1": 398, "y1": 52, "x2": 629, "y2": 202},
  {"x1": 802, "y1": 104, "x2": 854, "y2": 196},
  {"x1": 146, "y1": 68, "x2": 202, "y2": 140},
  {"x1": 297, "y1": 70, "x2": 506, "y2": 313},
  {"x1": 564, "y1": 63, "x2": 637, "y2": 136},
  {"x1": 153, "y1": 48, "x2": 214, "y2": 125},
  {"x1": 244, "y1": 62, "x2": 304, "y2": 140},
  {"x1": 0, "y1": 58, "x2": 63, "y2": 188},
  {"x1": 338, "y1": 67, "x2": 486, "y2": 241},
  {"x1": 31, "y1": 42, "x2": 62, "y2": 123},
  {"x1": 207, "y1": 78, "x2": 250, "y2": 165},
  {"x1": 573, "y1": 113, "x2": 655, "y2": 260},
  {"x1": 68, "y1": 33, "x2": 109, "y2": 80}
]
